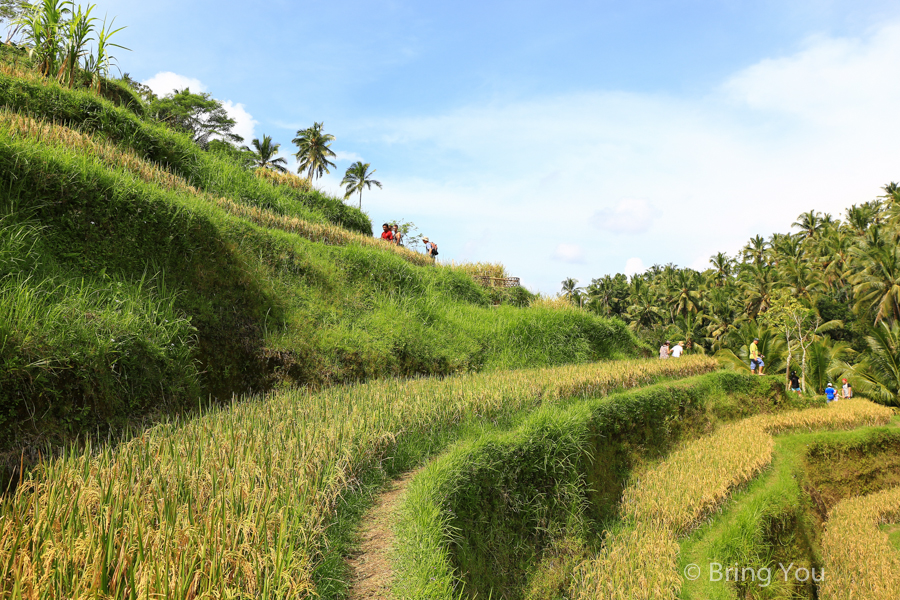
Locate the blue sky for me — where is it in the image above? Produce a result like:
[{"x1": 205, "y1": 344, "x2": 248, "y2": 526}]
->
[{"x1": 93, "y1": 0, "x2": 900, "y2": 293}]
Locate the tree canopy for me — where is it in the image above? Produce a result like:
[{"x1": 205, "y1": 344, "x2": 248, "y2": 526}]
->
[{"x1": 148, "y1": 88, "x2": 242, "y2": 148}]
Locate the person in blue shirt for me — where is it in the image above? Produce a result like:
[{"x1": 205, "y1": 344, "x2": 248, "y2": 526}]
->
[{"x1": 825, "y1": 383, "x2": 837, "y2": 403}]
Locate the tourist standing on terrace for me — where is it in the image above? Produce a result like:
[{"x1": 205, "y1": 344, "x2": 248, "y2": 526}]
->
[
  {"x1": 659, "y1": 341, "x2": 670, "y2": 359},
  {"x1": 670, "y1": 341, "x2": 684, "y2": 357},
  {"x1": 842, "y1": 378, "x2": 853, "y2": 399},
  {"x1": 392, "y1": 224, "x2": 403, "y2": 246},
  {"x1": 423, "y1": 237, "x2": 438, "y2": 261},
  {"x1": 749, "y1": 338, "x2": 760, "y2": 374},
  {"x1": 381, "y1": 223, "x2": 393, "y2": 242}
]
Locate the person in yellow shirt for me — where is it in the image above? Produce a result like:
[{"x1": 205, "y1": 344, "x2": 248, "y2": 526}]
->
[{"x1": 749, "y1": 338, "x2": 760, "y2": 375}]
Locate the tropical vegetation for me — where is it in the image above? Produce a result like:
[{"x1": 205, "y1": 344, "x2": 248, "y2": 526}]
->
[{"x1": 561, "y1": 191, "x2": 900, "y2": 402}]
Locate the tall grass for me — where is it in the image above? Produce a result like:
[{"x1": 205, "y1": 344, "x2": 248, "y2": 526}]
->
[{"x1": 0, "y1": 358, "x2": 716, "y2": 598}]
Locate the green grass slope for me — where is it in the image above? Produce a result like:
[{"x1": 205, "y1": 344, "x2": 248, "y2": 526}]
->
[{"x1": 0, "y1": 59, "x2": 647, "y2": 462}]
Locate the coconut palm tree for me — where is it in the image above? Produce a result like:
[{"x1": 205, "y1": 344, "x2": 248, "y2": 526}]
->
[
  {"x1": 850, "y1": 241, "x2": 900, "y2": 324},
  {"x1": 843, "y1": 321, "x2": 900, "y2": 406},
  {"x1": 245, "y1": 135, "x2": 288, "y2": 172},
  {"x1": 709, "y1": 252, "x2": 733, "y2": 286},
  {"x1": 792, "y1": 210, "x2": 823, "y2": 239},
  {"x1": 292, "y1": 122, "x2": 336, "y2": 181},
  {"x1": 560, "y1": 278, "x2": 583, "y2": 302},
  {"x1": 341, "y1": 161, "x2": 382, "y2": 209}
]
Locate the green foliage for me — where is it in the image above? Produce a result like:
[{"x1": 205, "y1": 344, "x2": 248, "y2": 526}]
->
[
  {"x1": 845, "y1": 321, "x2": 900, "y2": 406},
  {"x1": 580, "y1": 196, "x2": 900, "y2": 408},
  {"x1": 394, "y1": 372, "x2": 788, "y2": 600},
  {"x1": 0, "y1": 74, "x2": 649, "y2": 456},
  {"x1": 147, "y1": 87, "x2": 242, "y2": 147}
]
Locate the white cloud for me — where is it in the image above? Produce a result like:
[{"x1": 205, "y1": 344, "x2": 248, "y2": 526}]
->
[
  {"x1": 141, "y1": 72, "x2": 258, "y2": 145},
  {"x1": 360, "y1": 20, "x2": 900, "y2": 293},
  {"x1": 142, "y1": 71, "x2": 206, "y2": 97},
  {"x1": 624, "y1": 257, "x2": 645, "y2": 277},
  {"x1": 721, "y1": 23, "x2": 900, "y2": 125},
  {"x1": 591, "y1": 199, "x2": 655, "y2": 234},
  {"x1": 221, "y1": 100, "x2": 258, "y2": 145},
  {"x1": 334, "y1": 150, "x2": 364, "y2": 163},
  {"x1": 552, "y1": 243, "x2": 585, "y2": 263}
]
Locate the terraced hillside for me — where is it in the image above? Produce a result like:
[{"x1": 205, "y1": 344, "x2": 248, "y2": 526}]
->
[
  {"x1": 0, "y1": 357, "x2": 715, "y2": 598},
  {"x1": 0, "y1": 45, "x2": 646, "y2": 470},
  {"x1": 389, "y1": 372, "x2": 899, "y2": 600}
]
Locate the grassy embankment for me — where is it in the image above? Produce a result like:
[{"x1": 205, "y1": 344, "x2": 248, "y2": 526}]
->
[
  {"x1": 679, "y1": 423, "x2": 900, "y2": 600},
  {"x1": 0, "y1": 357, "x2": 714, "y2": 599},
  {"x1": 393, "y1": 371, "x2": 785, "y2": 599},
  {"x1": 0, "y1": 47, "x2": 646, "y2": 467},
  {"x1": 393, "y1": 377, "x2": 895, "y2": 600}
]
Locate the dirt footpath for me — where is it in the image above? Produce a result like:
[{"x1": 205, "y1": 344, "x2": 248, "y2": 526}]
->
[{"x1": 345, "y1": 470, "x2": 420, "y2": 600}]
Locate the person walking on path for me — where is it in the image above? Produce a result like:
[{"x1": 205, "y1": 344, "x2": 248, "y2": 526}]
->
[
  {"x1": 671, "y1": 341, "x2": 684, "y2": 357},
  {"x1": 825, "y1": 382, "x2": 837, "y2": 403},
  {"x1": 392, "y1": 224, "x2": 403, "y2": 246},
  {"x1": 381, "y1": 223, "x2": 394, "y2": 242},
  {"x1": 749, "y1": 338, "x2": 761, "y2": 375},
  {"x1": 842, "y1": 378, "x2": 853, "y2": 399},
  {"x1": 659, "y1": 341, "x2": 670, "y2": 360}
]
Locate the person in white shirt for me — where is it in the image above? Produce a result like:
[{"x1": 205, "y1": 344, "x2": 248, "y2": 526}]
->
[{"x1": 670, "y1": 341, "x2": 684, "y2": 357}]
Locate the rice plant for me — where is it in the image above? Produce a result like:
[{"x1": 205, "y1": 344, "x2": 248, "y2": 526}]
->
[
  {"x1": 0, "y1": 357, "x2": 716, "y2": 598},
  {"x1": 571, "y1": 398, "x2": 894, "y2": 600},
  {"x1": 820, "y1": 484, "x2": 900, "y2": 599}
]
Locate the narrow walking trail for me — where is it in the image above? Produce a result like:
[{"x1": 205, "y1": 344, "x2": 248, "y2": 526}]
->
[{"x1": 346, "y1": 469, "x2": 420, "y2": 600}]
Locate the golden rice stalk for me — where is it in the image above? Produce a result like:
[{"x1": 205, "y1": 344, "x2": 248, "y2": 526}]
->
[
  {"x1": 254, "y1": 168, "x2": 313, "y2": 191},
  {"x1": 572, "y1": 399, "x2": 891, "y2": 600},
  {"x1": 443, "y1": 260, "x2": 508, "y2": 279},
  {"x1": 622, "y1": 423, "x2": 773, "y2": 534},
  {"x1": 0, "y1": 357, "x2": 719, "y2": 599},
  {"x1": 572, "y1": 524, "x2": 680, "y2": 600},
  {"x1": 748, "y1": 398, "x2": 893, "y2": 434},
  {"x1": 531, "y1": 294, "x2": 580, "y2": 311},
  {"x1": 820, "y1": 485, "x2": 900, "y2": 600}
]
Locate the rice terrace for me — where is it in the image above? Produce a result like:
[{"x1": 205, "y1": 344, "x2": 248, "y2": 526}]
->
[{"x1": 2, "y1": 1, "x2": 900, "y2": 599}]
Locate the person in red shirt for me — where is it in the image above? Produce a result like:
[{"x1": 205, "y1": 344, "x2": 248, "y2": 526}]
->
[{"x1": 380, "y1": 223, "x2": 393, "y2": 242}]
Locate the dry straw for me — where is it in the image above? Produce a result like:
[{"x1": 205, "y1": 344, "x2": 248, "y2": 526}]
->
[
  {"x1": 531, "y1": 294, "x2": 581, "y2": 311},
  {"x1": 0, "y1": 357, "x2": 718, "y2": 598}
]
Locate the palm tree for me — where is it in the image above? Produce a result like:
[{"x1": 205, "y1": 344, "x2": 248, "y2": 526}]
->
[
  {"x1": 669, "y1": 270, "x2": 702, "y2": 319},
  {"x1": 709, "y1": 252, "x2": 733, "y2": 286},
  {"x1": 742, "y1": 235, "x2": 769, "y2": 266},
  {"x1": 850, "y1": 241, "x2": 900, "y2": 324},
  {"x1": 560, "y1": 278, "x2": 583, "y2": 302},
  {"x1": 341, "y1": 161, "x2": 382, "y2": 209},
  {"x1": 245, "y1": 135, "x2": 288, "y2": 172},
  {"x1": 843, "y1": 321, "x2": 900, "y2": 406},
  {"x1": 792, "y1": 210, "x2": 822, "y2": 239},
  {"x1": 292, "y1": 122, "x2": 336, "y2": 181}
]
